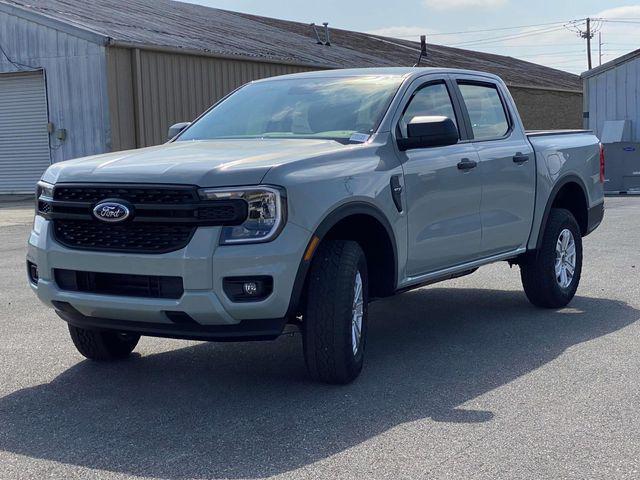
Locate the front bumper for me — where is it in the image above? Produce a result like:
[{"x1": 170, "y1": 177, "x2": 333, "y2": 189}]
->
[
  {"x1": 55, "y1": 304, "x2": 288, "y2": 341},
  {"x1": 27, "y1": 216, "x2": 311, "y2": 338}
]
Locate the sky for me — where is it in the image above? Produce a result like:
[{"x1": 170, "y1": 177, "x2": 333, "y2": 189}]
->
[{"x1": 183, "y1": 0, "x2": 640, "y2": 74}]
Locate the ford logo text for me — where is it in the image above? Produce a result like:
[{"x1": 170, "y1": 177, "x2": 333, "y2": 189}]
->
[{"x1": 92, "y1": 202, "x2": 131, "y2": 223}]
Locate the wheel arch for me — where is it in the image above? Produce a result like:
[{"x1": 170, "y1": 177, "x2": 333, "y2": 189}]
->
[
  {"x1": 535, "y1": 175, "x2": 589, "y2": 251},
  {"x1": 286, "y1": 202, "x2": 398, "y2": 318}
]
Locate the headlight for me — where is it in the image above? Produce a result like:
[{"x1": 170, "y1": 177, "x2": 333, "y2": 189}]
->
[
  {"x1": 198, "y1": 186, "x2": 286, "y2": 244},
  {"x1": 36, "y1": 180, "x2": 54, "y2": 200}
]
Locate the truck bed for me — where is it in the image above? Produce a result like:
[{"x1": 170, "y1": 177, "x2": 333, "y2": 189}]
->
[{"x1": 526, "y1": 129, "x2": 593, "y2": 137}]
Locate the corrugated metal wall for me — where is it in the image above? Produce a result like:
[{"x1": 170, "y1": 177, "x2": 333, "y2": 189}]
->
[
  {"x1": 107, "y1": 48, "x2": 317, "y2": 150},
  {"x1": 584, "y1": 56, "x2": 640, "y2": 142},
  {"x1": 0, "y1": 11, "x2": 110, "y2": 164},
  {"x1": 0, "y1": 71, "x2": 51, "y2": 193}
]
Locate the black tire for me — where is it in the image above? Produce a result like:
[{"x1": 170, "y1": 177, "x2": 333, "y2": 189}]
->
[
  {"x1": 520, "y1": 208, "x2": 583, "y2": 308},
  {"x1": 68, "y1": 325, "x2": 140, "y2": 361},
  {"x1": 303, "y1": 240, "x2": 368, "y2": 384}
]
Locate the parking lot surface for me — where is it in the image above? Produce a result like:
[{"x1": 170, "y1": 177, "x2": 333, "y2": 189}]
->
[{"x1": 1, "y1": 197, "x2": 639, "y2": 480}]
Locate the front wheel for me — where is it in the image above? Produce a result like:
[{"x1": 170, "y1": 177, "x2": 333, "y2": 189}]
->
[
  {"x1": 302, "y1": 240, "x2": 368, "y2": 384},
  {"x1": 520, "y1": 208, "x2": 583, "y2": 308},
  {"x1": 68, "y1": 325, "x2": 140, "y2": 361}
]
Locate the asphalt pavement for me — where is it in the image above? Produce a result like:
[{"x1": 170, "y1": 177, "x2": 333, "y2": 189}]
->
[{"x1": 0, "y1": 197, "x2": 639, "y2": 479}]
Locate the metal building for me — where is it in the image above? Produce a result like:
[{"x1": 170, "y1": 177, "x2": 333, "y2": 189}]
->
[
  {"x1": 582, "y1": 49, "x2": 640, "y2": 194},
  {"x1": 0, "y1": 0, "x2": 583, "y2": 193}
]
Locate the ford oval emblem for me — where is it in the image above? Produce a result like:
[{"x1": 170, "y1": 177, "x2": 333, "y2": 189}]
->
[{"x1": 93, "y1": 202, "x2": 131, "y2": 223}]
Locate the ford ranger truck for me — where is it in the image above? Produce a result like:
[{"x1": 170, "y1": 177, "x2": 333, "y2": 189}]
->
[{"x1": 28, "y1": 68, "x2": 605, "y2": 384}]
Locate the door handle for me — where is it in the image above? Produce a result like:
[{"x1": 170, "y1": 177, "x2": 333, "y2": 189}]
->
[
  {"x1": 457, "y1": 158, "x2": 478, "y2": 170},
  {"x1": 513, "y1": 152, "x2": 529, "y2": 164}
]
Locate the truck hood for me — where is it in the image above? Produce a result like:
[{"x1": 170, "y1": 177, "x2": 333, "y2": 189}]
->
[{"x1": 43, "y1": 139, "x2": 352, "y2": 187}]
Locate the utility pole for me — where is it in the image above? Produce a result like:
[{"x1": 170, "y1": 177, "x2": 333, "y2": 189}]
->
[
  {"x1": 598, "y1": 32, "x2": 602, "y2": 66},
  {"x1": 581, "y1": 17, "x2": 593, "y2": 70}
]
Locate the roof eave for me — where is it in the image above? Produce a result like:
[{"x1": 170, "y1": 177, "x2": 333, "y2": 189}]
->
[
  {"x1": 0, "y1": 0, "x2": 109, "y2": 46},
  {"x1": 581, "y1": 48, "x2": 640, "y2": 79},
  {"x1": 109, "y1": 40, "x2": 336, "y2": 70},
  {"x1": 507, "y1": 83, "x2": 582, "y2": 94}
]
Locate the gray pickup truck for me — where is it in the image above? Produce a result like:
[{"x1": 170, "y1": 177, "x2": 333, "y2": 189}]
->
[{"x1": 28, "y1": 68, "x2": 604, "y2": 383}]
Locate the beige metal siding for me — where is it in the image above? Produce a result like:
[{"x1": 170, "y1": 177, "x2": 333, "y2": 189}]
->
[
  {"x1": 107, "y1": 48, "x2": 317, "y2": 149},
  {"x1": 0, "y1": 72, "x2": 50, "y2": 193},
  {"x1": 106, "y1": 47, "x2": 136, "y2": 151},
  {"x1": 508, "y1": 86, "x2": 583, "y2": 130}
]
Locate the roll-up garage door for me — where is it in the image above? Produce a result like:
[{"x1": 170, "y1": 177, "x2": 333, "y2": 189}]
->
[{"x1": 0, "y1": 71, "x2": 50, "y2": 194}]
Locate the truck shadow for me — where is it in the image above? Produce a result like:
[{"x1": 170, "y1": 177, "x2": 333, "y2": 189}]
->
[{"x1": 0, "y1": 288, "x2": 636, "y2": 479}]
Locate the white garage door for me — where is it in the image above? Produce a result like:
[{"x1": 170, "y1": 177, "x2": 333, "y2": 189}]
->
[{"x1": 0, "y1": 72, "x2": 51, "y2": 194}]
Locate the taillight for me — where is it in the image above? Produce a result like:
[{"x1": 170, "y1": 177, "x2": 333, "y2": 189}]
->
[{"x1": 599, "y1": 143, "x2": 605, "y2": 184}]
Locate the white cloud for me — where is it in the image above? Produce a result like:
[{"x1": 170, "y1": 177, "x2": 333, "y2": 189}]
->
[
  {"x1": 596, "y1": 5, "x2": 640, "y2": 18},
  {"x1": 423, "y1": 0, "x2": 508, "y2": 10}
]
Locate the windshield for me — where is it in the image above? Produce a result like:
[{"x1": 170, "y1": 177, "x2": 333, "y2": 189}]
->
[{"x1": 178, "y1": 76, "x2": 402, "y2": 142}]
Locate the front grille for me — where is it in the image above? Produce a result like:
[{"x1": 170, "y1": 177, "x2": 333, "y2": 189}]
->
[
  {"x1": 38, "y1": 201, "x2": 51, "y2": 214},
  {"x1": 198, "y1": 205, "x2": 240, "y2": 221},
  {"x1": 54, "y1": 186, "x2": 197, "y2": 204},
  {"x1": 54, "y1": 220, "x2": 195, "y2": 253},
  {"x1": 54, "y1": 269, "x2": 183, "y2": 299},
  {"x1": 39, "y1": 184, "x2": 248, "y2": 253}
]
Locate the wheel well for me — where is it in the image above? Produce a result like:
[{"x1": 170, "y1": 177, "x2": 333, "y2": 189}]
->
[
  {"x1": 321, "y1": 214, "x2": 397, "y2": 299},
  {"x1": 550, "y1": 182, "x2": 588, "y2": 235}
]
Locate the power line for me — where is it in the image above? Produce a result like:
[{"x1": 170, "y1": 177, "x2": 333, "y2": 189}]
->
[
  {"x1": 516, "y1": 51, "x2": 587, "y2": 58},
  {"x1": 470, "y1": 43, "x2": 585, "y2": 48},
  {"x1": 378, "y1": 17, "x2": 639, "y2": 43},
  {"x1": 386, "y1": 16, "x2": 640, "y2": 41},
  {"x1": 378, "y1": 19, "x2": 580, "y2": 39},
  {"x1": 600, "y1": 42, "x2": 640, "y2": 46},
  {"x1": 450, "y1": 24, "x2": 572, "y2": 47},
  {"x1": 598, "y1": 19, "x2": 640, "y2": 24},
  {"x1": 371, "y1": 15, "x2": 639, "y2": 72},
  {"x1": 0, "y1": 42, "x2": 39, "y2": 71}
]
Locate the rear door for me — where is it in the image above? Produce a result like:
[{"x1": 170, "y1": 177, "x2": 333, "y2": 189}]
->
[
  {"x1": 394, "y1": 75, "x2": 483, "y2": 277},
  {"x1": 452, "y1": 76, "x2": 535, "y2": 256}
]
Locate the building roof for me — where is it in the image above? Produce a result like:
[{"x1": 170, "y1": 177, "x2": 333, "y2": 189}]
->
[
  {"x1": 260, "y1": 67, "x2": 508, "y2": 87},
  {"x1": 581, "y1": 48, "x2": 640, "y2": 79},
  {"x1": 0, "y1": 0, "x2": 582, "y2": 91}
]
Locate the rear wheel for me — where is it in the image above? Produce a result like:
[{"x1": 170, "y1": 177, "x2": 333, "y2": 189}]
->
[
  {"x1": 520, "y1": 208, "x2": 582, "y2": 308},
  {"x1": 68, "y1": 325, "x2": 140, "y2": 361},
  {"x1": 303, "y1": 240, "x2": 368, "y2": 384}
]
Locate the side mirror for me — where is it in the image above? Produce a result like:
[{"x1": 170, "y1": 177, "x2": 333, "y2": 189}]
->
[
  {"x1": 397, "y1": 116, "x2": 458, "y2": 151},
  {"x1": 167, "y1": 122, "x2": 191, "y2": 141}
]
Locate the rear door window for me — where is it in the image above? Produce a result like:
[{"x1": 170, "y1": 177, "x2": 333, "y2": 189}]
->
[{"x1": 457, "y1": 83, "x2": 510, "y2": 140}]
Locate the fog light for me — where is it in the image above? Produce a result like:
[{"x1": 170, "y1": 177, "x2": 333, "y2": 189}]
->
[
  {"x1": 223, "y1": 276, "x2": 273, "y2": 302},
  {"x1": 243, "y1": 281, "x2": 259, "y2": 296},
  {"x1": 27, "y1": 261, "x2": 39, "y2": 284}
]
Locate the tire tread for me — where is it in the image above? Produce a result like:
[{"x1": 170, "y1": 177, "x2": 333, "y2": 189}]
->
[
  {"x1": 303, "y1": 240, "x2": 367, "y2": 384},
  {"x1": 521, "y1": 208, "x2": 582, "y2": 308},
  {"x1": 68, "y1": 325, "x2": 139, "y2": 361}
]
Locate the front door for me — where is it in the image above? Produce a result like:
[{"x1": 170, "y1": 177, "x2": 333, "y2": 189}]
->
[{"x1": 395, "y1": 78, "x2": 483, "y2": 277}]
